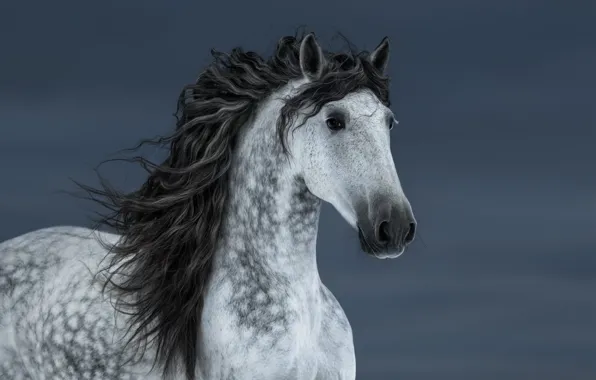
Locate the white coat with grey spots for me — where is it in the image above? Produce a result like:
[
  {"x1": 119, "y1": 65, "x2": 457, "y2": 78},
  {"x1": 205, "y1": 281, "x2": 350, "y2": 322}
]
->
[{"x1": 0, "y1": 33, "x2": 416, "y2": 379}]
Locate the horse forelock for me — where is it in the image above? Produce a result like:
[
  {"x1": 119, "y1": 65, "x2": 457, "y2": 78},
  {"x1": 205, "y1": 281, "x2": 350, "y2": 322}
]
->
[{"x1": 76, "y1": 31, "x2": 391, "y2": 380}]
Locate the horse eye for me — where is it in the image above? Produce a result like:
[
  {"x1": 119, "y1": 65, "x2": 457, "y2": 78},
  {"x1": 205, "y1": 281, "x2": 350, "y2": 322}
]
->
[{"x1": 326, "y1": 118, "x2": 345, "y2": 131}]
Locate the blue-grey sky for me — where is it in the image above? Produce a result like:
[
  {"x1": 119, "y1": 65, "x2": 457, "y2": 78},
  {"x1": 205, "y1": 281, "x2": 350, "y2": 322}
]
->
[{"x1": 1, "y1": 1, "x2": 595, "y2": 379}]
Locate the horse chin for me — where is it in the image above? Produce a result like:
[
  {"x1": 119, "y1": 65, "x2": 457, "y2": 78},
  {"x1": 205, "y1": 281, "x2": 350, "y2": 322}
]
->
[{"x1": 357, "y1": 227, "x2": 405, "y2": 259}]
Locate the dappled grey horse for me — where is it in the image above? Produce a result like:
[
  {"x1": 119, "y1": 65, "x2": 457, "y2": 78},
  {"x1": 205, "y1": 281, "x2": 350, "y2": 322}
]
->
[{"x1": 0, "y1": 33, "x2": 416, "y2": 379}]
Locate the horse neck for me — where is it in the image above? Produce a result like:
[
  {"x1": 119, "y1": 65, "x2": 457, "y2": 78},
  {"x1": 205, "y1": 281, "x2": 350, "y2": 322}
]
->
[{"x1": 216, "y1": 89, "x2": 322, "y2": 285}]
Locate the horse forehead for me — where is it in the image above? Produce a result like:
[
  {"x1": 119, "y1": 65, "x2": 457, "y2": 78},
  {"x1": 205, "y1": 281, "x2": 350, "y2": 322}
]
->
[{"x1": 335, "y1": 90, "x2": 386, "y2": 118}]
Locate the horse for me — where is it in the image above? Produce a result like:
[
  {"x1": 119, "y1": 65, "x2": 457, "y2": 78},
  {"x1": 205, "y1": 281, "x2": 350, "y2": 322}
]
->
[{"x1": 0, "y1": 33, "x2": 416, "y2": 380}]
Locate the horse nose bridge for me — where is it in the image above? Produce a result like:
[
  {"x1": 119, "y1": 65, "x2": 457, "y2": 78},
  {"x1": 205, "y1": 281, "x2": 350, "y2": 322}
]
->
[
  {"x1": 365, "y1": 144, "x2": 402, "y2": 189},
  {"x1": 365, "y1": 166, "x2": 404, "y2": 198},
  {"x1": 354, "y1": 144, "x2": 398, "y2": 181}
]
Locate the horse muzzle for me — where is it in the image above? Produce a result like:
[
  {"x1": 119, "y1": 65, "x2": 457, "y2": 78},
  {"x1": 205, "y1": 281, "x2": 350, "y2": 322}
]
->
[{"x1": 356, "y1": 197, "x2": 416, "y2": 259}]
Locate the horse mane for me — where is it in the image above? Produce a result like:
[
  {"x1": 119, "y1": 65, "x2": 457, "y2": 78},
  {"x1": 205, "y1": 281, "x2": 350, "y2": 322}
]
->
[{"x1": 77, "y1": 32, "x2": 390, "y2": 380}]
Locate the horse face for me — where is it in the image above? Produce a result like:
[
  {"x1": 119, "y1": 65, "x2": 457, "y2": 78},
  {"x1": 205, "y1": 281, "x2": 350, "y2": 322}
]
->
[{"x1": 291, "y1": 34, "x2": 416, "y2": 259}]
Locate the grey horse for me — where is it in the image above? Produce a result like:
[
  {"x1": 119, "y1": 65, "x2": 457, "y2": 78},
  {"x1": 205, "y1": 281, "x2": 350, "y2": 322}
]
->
[{"x1": 0, "y1": 33, "x2": 416, "y2": 379}]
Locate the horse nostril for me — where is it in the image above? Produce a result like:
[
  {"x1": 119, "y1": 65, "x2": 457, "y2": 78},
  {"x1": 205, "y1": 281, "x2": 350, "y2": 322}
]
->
[
  {"x1": 377, "y1": 221, "x2": 391, "y2": 244},
  {"x1": 404, "y1": 222, "x2": 416, "y2": 244}
]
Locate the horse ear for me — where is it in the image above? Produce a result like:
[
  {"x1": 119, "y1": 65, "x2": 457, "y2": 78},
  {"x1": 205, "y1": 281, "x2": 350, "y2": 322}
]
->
[
  {"x1": 369, "y1": 37, "x2": 390, "y2": 74},
  {"x1": 299, "y1": 33, "x2": 326, "y2": 81}
]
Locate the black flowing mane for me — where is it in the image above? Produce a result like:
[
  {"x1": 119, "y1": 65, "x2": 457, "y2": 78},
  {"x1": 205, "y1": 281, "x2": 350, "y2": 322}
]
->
[{"x1": 77, "y1": 32, "x2": 390, "y2": 380}]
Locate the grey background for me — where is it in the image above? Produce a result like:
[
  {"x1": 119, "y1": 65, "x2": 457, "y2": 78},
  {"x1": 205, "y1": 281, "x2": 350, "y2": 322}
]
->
[{"x1": 1, "y1": 1, "x2": 594, "y2": 379}]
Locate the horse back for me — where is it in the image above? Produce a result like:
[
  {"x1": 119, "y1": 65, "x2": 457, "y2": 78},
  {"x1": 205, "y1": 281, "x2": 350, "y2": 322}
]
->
[{"x1": 0, "y1": 226, "x2": 113, "y2": 312}]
